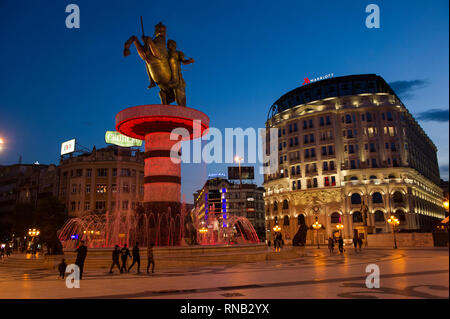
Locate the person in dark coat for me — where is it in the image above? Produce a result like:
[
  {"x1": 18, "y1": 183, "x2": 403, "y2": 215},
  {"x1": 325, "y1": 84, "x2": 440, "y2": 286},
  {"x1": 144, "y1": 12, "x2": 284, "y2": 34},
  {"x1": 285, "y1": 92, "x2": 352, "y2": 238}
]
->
[
  {"x1": 120, "y1": 244, "x2": 132, "y2": 273},
  {"x1": 328, "y1": 237, "x2": 335, "y2": 255},
  {"x1": 109, "y1": 245, "x2": 122, "y2": 273},
  {"x1": 128, "y1": 242, "x2": 141, "y2": 273},
  {"x1": 352, "y1": 235, "x2": 358, "y2": 253},
  {"x1": 75, "y1": 241, "x2": 88, "y2": 280},
  {"x1": 146, "y1": 243, "x2": 155, "y2": 274},
  {"x1": 338, "y1": 237, "x2": 344, "y2": 254},
  {"x1": 357, "y1": 237, "x2": 363, "y2": 252},
  {"x1": 58, "y1": 258, "x2": 67, "y2": 279}
]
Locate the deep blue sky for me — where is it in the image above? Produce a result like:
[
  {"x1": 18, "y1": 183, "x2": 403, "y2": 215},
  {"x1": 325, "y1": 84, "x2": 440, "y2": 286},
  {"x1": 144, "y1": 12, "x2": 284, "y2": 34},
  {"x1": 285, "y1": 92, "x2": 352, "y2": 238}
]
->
[{"x1": 0, "y1": 0, "x2": 448, "y2": 203}]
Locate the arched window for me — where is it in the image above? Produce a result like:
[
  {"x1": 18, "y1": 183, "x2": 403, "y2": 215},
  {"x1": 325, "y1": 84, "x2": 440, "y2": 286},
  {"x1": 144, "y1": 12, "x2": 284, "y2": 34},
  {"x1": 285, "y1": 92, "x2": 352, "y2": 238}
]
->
[
  {"x1": 369, "y1": 175, "x2": 377, "y2": 180},
  {"x1": 283, "y1": 215, "x2": 290, "y2": 226},
  {"x1": 273, "y1": 201, "x2": 278, "y2": 211},
  {"x1": 274, "y1": 216, "x2": 278, "y2": 224},
  {"x1": 331, "y1": 212, "x2": 341, "y2": 224},
  {"x1": 374, "y1": 210, "x2": 385, "y2": 222},
  {"x1": 352, "y1": 211, "x2": 363, "y2": 223},
  {"x1": 282, "y1": 199, "x2": 289, "y2": 210},
  {"x1": 393, "y1": 191, "x2": 404, "y2": 203},
  {"x1": 388, "y1": 174, "x2": 396, "y2": 179},
  {"x1": 372, "y1": 192, "x2": 383, "y2": 204},
  {"x1": 350, "y1": 176, "x2": 359, "y2": 181},
  {"x1": 351, "y1": 193, "x2": 362, "y2": 205},
  {"x1": 395, "y1": 210, "x2": 406, "y2": 222},
  {"x1": 298, "y1": 214, "x2": 305, "y2": 225}
]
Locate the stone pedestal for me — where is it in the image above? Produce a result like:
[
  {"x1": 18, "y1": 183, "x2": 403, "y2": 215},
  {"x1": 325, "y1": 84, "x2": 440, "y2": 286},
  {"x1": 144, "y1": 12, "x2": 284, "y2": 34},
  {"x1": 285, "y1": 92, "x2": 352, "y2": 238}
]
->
[{"x1": 116, "y1": 104, "x2": 209, "y2": 244}]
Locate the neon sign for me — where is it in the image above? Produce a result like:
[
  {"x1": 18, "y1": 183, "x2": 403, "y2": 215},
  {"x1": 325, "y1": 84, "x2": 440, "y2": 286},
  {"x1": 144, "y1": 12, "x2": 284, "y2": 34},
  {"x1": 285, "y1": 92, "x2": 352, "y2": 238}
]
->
[{"x1": 105, "y1": 131, "x2": 143, "y2": 147}]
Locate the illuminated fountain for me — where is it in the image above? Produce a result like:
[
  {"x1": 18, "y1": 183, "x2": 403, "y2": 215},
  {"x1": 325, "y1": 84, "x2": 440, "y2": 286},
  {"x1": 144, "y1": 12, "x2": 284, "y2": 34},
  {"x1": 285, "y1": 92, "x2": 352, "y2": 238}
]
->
[{"x1": 59, "y1": 203, "x2": 190, "y2": 248}]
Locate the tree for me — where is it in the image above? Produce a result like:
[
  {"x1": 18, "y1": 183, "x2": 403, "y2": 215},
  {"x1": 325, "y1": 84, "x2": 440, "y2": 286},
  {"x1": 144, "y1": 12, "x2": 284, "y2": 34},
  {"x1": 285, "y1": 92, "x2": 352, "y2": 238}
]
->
[{"x1": 34, "y1": 197, "x2": 67, "y2": 254}]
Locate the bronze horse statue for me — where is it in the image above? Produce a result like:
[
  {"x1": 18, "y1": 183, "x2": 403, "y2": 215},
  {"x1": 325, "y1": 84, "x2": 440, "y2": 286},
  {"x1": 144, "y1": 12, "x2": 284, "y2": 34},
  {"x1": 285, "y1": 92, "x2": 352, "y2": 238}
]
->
[{"x1": 124, "y1": 21, "x2": 194, "y2": 106}]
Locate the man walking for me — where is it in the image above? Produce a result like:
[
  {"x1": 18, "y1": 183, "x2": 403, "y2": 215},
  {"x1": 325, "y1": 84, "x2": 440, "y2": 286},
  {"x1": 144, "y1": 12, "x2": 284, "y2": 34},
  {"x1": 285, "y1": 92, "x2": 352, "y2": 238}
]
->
[
  {"x1": 109, "y1": 245, "x2": 122, "y2": 273},
  {"x1": 328, "y1": 237, "x2": 334, "y2": 255},
  {"x1": 128, "y1": 242, "x2": 141, "y2": 273},
  {"x1": 146, "y1": 243, "x2": 155, "y2": 274},
  {"x1": 120, "y1": 244, "x2": 131, "y2": 273},
  {"x1": 75, "y1": 241, "x2": 88, "y2": 280},
  {"x1": 338, "y1": 237, "x2": 344, "y2": 254}
]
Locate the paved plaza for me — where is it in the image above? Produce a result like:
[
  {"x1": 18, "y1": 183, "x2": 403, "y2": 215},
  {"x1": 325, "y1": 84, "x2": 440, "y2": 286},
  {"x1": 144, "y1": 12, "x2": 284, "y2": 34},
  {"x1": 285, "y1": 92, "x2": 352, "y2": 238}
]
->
[{"x1": 0, "y1": 248, "x2": 448, "y2": 299}]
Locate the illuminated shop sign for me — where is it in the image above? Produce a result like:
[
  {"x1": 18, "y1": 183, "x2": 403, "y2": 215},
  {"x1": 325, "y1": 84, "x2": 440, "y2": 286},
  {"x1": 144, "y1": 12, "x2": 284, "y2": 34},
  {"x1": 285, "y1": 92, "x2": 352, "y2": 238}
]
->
[
  {"x1": 61, "y1": 139, "x2": 76, "y2": 155},
  {"x1": 208, "y1": 173, "x2": 226, "y2": 179},
  {"x1": 105, "y1": 131, "x2": 143, "y2": 147},
  {"x1": 302, "y1": 73, "x2": 334, "y2": 85}
]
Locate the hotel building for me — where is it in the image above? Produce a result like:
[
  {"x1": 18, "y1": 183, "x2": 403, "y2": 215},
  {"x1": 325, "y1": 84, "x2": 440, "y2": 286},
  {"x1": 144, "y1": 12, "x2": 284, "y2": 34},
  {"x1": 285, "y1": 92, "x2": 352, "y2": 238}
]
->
[{"x1": 264, "y1": 74, "x2": 446, "y2": 244}]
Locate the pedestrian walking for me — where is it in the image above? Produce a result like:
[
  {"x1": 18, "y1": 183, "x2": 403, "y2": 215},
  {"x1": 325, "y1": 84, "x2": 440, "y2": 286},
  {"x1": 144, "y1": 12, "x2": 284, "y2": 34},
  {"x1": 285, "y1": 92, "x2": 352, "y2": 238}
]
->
[
  {"x1": 75, "y1": 241, "x2": 88, "y2": 280},
  {"x1": 58, "y1": 258, "x2": 67, "y2": 279},
  {"x1": 146, "y1": 243, "x2": 155, "y2": 274},
  {"x1": 338, "y1": 237, "x2": 344, "y2": 254},
  {"x1": 120, "y1": 244, "x2": 131, "y2": 273},
  {"x1": 357, "y1": 237, "x2": 363, "y2": 252},
  {"x1": 328, "y1": 237, "x2": 334, "y2": 255},
  {"x1": 128, "y1": 242, "x2": 141, "y2": 273},
  {"x1": 352, "y1": 235, "x2": 358, "y2": 253},
  {"x1": 109, "y1": 245, "x2": 122, "y2": 273}
]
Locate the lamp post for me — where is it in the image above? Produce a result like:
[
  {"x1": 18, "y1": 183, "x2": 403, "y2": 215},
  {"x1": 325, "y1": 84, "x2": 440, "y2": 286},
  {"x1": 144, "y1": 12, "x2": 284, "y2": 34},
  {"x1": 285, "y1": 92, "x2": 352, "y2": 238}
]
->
[
  {"x1": 443, "y1": 199, "x2": 449, "y2": 212},
  {"x1": 312, "y1": 220, "x2": 322, "y2": 249},
  {"x1": 336, "y1": 223, "x2": 344, "y2": 238},
  {"x1": 0, "y1": 137, "x2": 4, "y2": 152},
  {"x1": 28, "y1": 228, "x2": 40, "y2": 252},
  {"x1": 234, "y1": 156, "x2": 244, "y2": 217},
  {"x1": 387, "y1": 216, "x2": 400, "y2": 249}
]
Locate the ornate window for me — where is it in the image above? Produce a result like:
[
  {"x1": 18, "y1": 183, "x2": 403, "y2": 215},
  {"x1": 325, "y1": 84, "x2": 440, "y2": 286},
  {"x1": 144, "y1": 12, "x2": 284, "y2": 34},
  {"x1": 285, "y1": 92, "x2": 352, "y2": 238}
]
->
[
  {"x1": 374, "y1": 210, "x2": 385, "y2": 222},
  {"x1": 282, "y1": 199, "x2": 289, "y2": 210},
  {"x1": 393, "y1": 191, "x2": 404, "y2": 203},
  {"x1": 372, "y1": 192, "x2": 383, "y2": 204},
  {"x1": 331, "y1": 212, "x2": 341, "y2": 224},
  {"x1": 351, "y1": 193, "x2": 362, "y2": 205},
  {"x1": 283, "y1": 215, "x2": 290, "y2": 226}
]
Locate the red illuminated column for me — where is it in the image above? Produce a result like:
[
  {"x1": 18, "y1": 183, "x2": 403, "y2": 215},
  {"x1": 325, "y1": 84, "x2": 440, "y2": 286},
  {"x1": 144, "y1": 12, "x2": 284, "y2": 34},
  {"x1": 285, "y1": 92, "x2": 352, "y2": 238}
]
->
[{"x1": 143, "y1": 131, "x2": 181, "y2": 212}]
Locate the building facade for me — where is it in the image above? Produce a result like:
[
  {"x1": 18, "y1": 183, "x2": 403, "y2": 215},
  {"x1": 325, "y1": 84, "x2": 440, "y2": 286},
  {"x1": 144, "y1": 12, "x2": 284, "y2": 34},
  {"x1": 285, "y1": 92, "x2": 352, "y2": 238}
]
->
[
  {"x1": 0, "y1": 164, "x2": 58, "y2": 236},
  {"x1": 58, "y1": 146, "x2": 145, "y2": 217},
  {"x1": 193, "y1": 177, "x2": 266, "y2": 239},
  {"x1": 264, "y1": 74, "x2": 446, "y2": 244}
]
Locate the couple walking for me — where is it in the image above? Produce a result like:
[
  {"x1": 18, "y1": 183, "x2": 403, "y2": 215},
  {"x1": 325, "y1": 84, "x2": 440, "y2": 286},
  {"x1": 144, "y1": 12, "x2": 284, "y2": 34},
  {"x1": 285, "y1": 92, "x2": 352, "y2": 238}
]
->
[{"x1": 109, "y1": 243, "x2": 155, "y2": 274}]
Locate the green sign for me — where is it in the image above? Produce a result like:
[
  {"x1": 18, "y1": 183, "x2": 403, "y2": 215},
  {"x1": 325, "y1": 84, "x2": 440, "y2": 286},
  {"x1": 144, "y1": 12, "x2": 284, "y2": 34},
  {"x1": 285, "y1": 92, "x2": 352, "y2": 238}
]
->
[{"x1": 105, "y1": 131, "x2": 143, "y2": 147}]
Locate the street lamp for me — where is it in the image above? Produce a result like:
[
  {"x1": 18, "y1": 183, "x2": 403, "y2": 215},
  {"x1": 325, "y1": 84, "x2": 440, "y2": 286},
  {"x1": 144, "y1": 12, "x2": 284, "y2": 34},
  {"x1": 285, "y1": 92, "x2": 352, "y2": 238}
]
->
[
  {"x1": 0, "y1": 137, "x2": 4, "y2": 151},
  {"x1": 336, "y1": 223, "x2": 344, "y2": 238},
  {"x1": 234, "y1": 155, "x2": 244, "y2": 217},
  {"x1": 273, "y1": 225, "x2": 281, "y2": 232},
  {"x1": 387, "y1": 216, "x2": 400, "y2": 249},
  {"x1": 312, "y1": 220, "x2": 322, "y2": 249},
  {"x1": 443, "y1": 199, "x2": 449, "y2": 212},
  {"x1": 28, "y1": 228, "x2": 40, "y2": 237}
]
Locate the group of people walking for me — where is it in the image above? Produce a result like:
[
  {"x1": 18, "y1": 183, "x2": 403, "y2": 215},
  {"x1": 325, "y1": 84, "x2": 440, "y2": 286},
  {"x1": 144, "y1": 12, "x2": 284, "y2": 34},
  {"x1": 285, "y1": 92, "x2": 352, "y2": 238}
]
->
[
  {"x1": 109, "y1": 242, "x2": 155, "y2": 274},
  {"x1": 328, "y1": 235, "x2": 364, "y2": 255},
  {"x1": 0, "y1": 246, "x2": 12, "y2": 259},
  {"x1": 269, "y1": 232, "x2": 284, "y2": 252},
  {"x1": 57, "y1": 241, "x2": 156, "y2": 280}
]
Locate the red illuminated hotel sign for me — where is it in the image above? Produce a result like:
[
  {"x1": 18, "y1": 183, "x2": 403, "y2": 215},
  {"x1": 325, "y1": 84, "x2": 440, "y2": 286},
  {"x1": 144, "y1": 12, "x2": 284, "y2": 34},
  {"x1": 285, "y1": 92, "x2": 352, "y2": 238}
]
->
[{"x1": 303, "y1": 73, "x2": 334, "y2": 85}]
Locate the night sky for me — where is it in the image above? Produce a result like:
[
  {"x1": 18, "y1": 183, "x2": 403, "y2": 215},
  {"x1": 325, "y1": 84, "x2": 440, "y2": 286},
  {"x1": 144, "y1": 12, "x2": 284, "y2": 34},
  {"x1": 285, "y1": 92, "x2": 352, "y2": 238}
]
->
[{"x1": 0, "y1": 0, "x2": 448, "y2": 203}]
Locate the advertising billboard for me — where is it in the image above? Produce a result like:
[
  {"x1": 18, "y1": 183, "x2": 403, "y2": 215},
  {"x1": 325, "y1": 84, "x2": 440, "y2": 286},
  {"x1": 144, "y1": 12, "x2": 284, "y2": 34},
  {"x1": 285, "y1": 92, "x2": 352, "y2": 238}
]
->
[
  {"x1": 105, "y1": 131, "x2": 143, "y2": 147},
  {"x1": 61, "y1": 139, "x2": 76, "y2": 155},
  {"x1": 228, "y1": 166, "x2": 255, "y2": 180}
]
